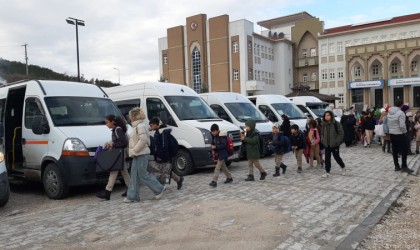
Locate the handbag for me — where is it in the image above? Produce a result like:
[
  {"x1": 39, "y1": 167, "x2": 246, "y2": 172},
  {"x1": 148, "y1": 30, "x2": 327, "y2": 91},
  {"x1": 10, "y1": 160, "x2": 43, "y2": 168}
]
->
[{"x1": 96, "y1": 148, "x2": 124, "y2": 172}]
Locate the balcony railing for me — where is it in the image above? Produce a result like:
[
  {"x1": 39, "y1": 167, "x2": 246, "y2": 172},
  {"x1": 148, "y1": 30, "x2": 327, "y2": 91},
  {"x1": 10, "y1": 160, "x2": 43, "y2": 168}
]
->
[{"x1": 295, "y1": 56, "x2": 319, "y2": 68}]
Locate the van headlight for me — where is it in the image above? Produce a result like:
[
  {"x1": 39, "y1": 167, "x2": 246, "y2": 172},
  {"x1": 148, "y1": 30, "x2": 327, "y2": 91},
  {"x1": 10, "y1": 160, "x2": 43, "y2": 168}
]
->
[
  {"x1": 62, "y1": 138, "x2": 89, "y2": 157},
  {"x1": 198, "y1": 128, "x2": 212, "y2": 145},
  {"x1": 0, "y1": 152, "x2": 4, "y2": 162}
]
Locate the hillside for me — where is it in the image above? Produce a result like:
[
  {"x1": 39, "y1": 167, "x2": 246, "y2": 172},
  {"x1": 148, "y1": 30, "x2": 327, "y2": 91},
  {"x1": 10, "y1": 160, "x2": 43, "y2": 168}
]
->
[{"x1": 0, "y1": 58, "x2": 119, "y2": 87}]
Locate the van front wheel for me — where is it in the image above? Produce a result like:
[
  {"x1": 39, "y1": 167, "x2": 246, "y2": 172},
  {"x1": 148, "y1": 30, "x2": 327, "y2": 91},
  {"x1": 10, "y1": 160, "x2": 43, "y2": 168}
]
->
[
  {"x1": 173, "y1": 149, "x2": 193, "y2": 176},
  {"x1": 43, "y1": 163, "x2": 69, "y2": 199}
]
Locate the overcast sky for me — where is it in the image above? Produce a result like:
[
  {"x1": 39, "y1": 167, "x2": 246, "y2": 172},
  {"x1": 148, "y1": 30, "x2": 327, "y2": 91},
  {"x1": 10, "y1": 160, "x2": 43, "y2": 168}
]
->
[{"x1": 1, "y1": 0, "x2": 419, "y2": 85}]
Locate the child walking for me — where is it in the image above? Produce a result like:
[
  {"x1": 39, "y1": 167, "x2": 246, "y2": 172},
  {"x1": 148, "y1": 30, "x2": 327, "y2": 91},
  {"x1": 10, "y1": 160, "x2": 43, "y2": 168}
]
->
[
  {"x1": 270, "y1": 123, "x2": 288, "y2": 177},
  {"x1": 290, "y1": 124, "x2": 306, "y2": 173},
  {"x1": 308, "y1": 120, "x2": 322, "y2": 168},
  {"x1": 241, "y1": 119, "x2": 267, "y2": 181},
  {"x1": 209, "y1": 124, "x2": 233, "y2": 187}
]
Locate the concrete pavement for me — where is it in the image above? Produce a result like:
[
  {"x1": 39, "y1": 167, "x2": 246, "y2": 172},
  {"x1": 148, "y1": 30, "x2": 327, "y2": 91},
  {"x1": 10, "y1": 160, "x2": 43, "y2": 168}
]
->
[{"x1": 0, "y1": 143, "x2": 419, "y2": 250}]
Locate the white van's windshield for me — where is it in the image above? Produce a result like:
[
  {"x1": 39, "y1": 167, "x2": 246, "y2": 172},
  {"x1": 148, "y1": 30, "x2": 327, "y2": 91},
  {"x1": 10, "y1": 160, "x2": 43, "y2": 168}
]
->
[
  {"x1": 165, "y1": 96, "x2": 219, "y2": 120},
  {"x1": 307, "y1": 103, "x2": 330, "y2": 117},
  {"x1": 45, "y1": 97, "x2": 122, "y2": 126},
  {"x1": 272, "y1": 103, "x2": 306, "y2": 119},
  {"x1": 225, "y1": 103, "x2": 268, "y2": 123}
]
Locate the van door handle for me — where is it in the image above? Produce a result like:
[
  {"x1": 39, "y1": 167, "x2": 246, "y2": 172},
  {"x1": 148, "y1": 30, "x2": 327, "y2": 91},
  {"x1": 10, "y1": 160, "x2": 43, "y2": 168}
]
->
[{"x1": 22, "y1": 138, "x2": 26, "y2": 145}]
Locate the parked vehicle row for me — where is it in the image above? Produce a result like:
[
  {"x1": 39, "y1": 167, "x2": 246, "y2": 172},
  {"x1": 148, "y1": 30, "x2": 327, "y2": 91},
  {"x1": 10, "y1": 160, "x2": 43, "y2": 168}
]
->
[
  {"x1": 0, "y1": 80, "x2": 319, "y2": 203},
  {"x1": 289, "y1": 96, "x2": 340, "y2": 122}
]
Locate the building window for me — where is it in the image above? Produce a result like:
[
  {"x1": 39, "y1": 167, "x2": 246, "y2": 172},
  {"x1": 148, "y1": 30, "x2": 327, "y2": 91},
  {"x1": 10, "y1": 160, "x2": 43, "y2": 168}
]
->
[
  {"x1": 321, "y1": 44, "x2": 327, "y2": 56},
  {"x1": 257, "y1": 45, "x2": 260, "y2": 55},
  {"x1": 248, "y1": 68, "x2": 253, "y2": 80},
  {"x1": 338, "y1": 93, "x2": 344, "y2": 104},
  {"x1": 355, "y1": 66, "x2": 361, "y2": 77},
  {"x1": 192, "y1": 47, "x2": 202, "y2": 93},
  {"x1": 337, "y1": 42, "x2": 343, "y2": 54},
  {"x1": 345, "y1": 40, "x2": 352, "y2": 48},
  {"x1": 322, "y1": 70, "x2": 328, "y2": 80},
  {"x1": 329, "y1": 43, "x2": 335, "y2": 54},
  {"x1": 338, "y1": 68, "x2": 344, "y2": 79},
  {"x1": 414, "y1": 86, "x2": 420, "y2": 107},
  {"x1": 233, "y1": 69, "x2": 239, "y2": 80},
  {"x1": 411, "y1": 61, "x2": 417, "y2": 72},
  {"x1": 311, "y1": 72, "x2": 317, "y2": 81},
  {"x1": 248, "y1": 41, "x2": 252, "y2": 53},
  {"x1": 372, "y1": 64, "x2": 379, "y2": 75},
  {"x1": 310, "y1": 48, "x2": 316, "y2": 57},
  {"x1": 393, "y1": 87, "x2": 404, "y2": 102},
  {"x1": 302, "y1": 49, "x2": 307, "y2": 58},
  {"x1": 232, "y1": 41, "x2": 238, "y2": 53},
  {"x1": 329, "y1": 70, "x2": 335, "y2": 79},
  {"x1": 303, "y1": 73, "x2": 308, "y2": 82},
  {"x1": 391, "y1": 62, "x2": 398, "y2": 74},
  {"x1": 163, "y1": 54, "x2": 168, "y2": 64}
]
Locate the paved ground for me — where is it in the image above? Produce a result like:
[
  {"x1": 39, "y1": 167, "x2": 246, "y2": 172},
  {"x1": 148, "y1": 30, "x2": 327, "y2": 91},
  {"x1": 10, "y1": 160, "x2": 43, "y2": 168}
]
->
[{"x1": 1, "y1": 143, "x2": 419, "y2": 250}]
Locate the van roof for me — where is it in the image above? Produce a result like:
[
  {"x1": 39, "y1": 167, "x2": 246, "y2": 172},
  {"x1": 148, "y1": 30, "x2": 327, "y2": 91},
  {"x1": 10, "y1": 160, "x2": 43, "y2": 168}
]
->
[
  {"x1": 247, "y1": 94, "x2": 292, "y2": 103},
  {"x1": 104, "y1": 82, "x2": 197, "y2": 98},
  {"x1": 199, "y1": 92, "x2": 250, "y2": 103},
  {"x1": 0, "y1": 80, "x2": 106, "y2": 98},
  {"x1": 288, "y1": 96, "x2": 323, "y2": 103}
]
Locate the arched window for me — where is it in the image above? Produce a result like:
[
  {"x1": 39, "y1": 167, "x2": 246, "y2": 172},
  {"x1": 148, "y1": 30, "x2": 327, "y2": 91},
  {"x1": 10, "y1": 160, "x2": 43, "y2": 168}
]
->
[{"x1": 192, "y1": 47, "x2": 202, "y2": 93}]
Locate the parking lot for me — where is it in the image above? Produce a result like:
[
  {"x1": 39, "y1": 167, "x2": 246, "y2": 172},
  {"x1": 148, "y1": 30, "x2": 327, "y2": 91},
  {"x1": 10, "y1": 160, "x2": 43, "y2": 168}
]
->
[{"x1": 1, "y1": 143, "x2": 419, "y2": 250}]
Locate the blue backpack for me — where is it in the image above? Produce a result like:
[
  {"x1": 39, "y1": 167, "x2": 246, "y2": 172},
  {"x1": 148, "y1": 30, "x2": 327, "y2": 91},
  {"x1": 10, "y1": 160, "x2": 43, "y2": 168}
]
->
[{"x1": 282, "y1": 135, "x2": 291, "y2": 154}]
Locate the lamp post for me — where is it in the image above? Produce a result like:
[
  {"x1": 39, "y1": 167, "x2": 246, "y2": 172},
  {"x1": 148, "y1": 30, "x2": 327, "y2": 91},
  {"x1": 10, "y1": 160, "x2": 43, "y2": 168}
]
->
[
  {"x1": 113, "y1": 67, "x2": 120, "y2": 85},
  {"x1": 66, "y1": 17, "x2": 85, "y2": 82}
]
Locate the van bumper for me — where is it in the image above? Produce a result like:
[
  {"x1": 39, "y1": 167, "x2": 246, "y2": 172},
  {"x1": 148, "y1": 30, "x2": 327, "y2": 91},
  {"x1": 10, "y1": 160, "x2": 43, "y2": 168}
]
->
[{"x1": 57, "y1": 156, "x2": 109, "y2": 186}]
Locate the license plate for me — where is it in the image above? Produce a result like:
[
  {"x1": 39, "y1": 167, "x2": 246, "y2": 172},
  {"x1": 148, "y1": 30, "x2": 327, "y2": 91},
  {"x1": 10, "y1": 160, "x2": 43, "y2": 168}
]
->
[{"x1": 228, "y1": 152, "x2": 239, "y2": 160}]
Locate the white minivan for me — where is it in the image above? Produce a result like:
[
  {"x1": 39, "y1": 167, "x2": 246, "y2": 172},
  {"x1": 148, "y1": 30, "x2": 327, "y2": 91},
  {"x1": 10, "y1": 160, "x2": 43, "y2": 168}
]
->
[
  {"x1": 199, "y1": 92, "x2": 273, "y2": 153},
  {"x1": 0, "y1": 80, "x2": 124, "y2": 199},
  {"x1": 288, "y1": 96, "x2": 339, "y2": 122},
  {"x1": 248, "y1": 95, "x2": 308, "y2": 132},
  {"x1": 0, "y1": 153, "x2": 9, "y2": 207},
  {"x1": 104, "y1": 82, "x2": 242, "y2": 176}
]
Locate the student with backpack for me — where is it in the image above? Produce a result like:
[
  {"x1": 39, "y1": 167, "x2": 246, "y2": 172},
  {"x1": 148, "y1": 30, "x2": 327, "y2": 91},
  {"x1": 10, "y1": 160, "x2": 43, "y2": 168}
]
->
[
  {"x1": 321, "y1": 110, "x2": 346, "y2": 178},
  {"x1": 149, "y1": 118, "x2": 184, "y2": 190},
  {"x1": 241, "y1": 119, "x2": 267, "y2": 181},
  {"x1": 307, "y1": 119, "x2": 322, "y2": 168},
  {"x1": 269, "y1": 123, "x2": 288, "y2": 177},
  {"x1": 96, "y1": 115, "x2": 131, "y2": 200},
  {"x1": 208, "y1": 124, "x2": 233, "y2": 188},
  {"x1": 290, "y1": 124, "x2": 307, "y2": 173}
]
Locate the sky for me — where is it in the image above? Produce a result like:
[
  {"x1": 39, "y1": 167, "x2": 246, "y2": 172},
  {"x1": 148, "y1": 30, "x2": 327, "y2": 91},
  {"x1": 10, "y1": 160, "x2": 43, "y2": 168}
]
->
[{"x1": 1, "y1": 0, "x2": 419, "y2": 85}]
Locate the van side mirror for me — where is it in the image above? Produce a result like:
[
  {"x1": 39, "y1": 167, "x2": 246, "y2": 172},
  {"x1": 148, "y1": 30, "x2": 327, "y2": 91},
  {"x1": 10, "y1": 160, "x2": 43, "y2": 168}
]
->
[{"x1": 32, "y1": 115, "x2": 50, "y2": 135}]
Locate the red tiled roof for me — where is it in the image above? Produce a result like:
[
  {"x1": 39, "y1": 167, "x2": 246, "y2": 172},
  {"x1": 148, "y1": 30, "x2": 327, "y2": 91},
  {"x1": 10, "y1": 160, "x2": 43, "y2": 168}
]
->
[{"x1": 322, "y1": 13, "x2": 420, "y2": 36}]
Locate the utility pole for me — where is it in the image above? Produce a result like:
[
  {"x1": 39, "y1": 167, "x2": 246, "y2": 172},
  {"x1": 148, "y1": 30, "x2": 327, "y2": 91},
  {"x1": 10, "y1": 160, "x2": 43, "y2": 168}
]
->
[{"x1": 22, "y1": 43, "x2": 28, "y2": 75}]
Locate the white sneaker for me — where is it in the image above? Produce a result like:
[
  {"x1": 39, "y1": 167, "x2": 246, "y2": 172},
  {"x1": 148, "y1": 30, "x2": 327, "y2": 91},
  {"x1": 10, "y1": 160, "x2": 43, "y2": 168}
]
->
[
  {"x1": 123, "y1": 198, "x2": 136, "y2": 203},
  {"x1": 322, "y1": 173, "x2": 330, "y2": 178},
  {"x1": 155, "y1": 186, "x2": 166, "y2": 200},
  {"x1": 342, "y1": 167, "x2": 347, "y2": 175}
]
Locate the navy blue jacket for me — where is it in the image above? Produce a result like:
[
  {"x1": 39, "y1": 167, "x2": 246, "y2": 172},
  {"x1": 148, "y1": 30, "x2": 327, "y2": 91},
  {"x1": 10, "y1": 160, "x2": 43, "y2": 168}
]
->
[
  {"x1": 290, "y1": 131, "x2": 306, "y2": 150},
  {"x1": 271, "y1": 133, "x2": 286, "y2": 154},
  {"x1": 152, "y1": 126, "x2": 172, "y2": 163},
  {"x1": 212, "y1": 135, "x2": 228, "y2": 161}
]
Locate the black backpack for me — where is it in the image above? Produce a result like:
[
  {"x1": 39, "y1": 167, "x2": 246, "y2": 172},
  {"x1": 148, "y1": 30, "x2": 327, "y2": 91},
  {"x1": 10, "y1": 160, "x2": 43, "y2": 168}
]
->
[
  {"x1": 167, "y1": 132, "x2": 179, "y2": 158},
  {"x1": 256, "y1": 132, "x2": 266, "y2": 156}
]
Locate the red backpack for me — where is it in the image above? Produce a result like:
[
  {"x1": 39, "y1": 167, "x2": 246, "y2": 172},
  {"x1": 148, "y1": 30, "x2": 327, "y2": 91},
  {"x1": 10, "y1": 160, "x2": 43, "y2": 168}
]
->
[{"x1": 226, "y1": 137, "x2": 234, "y2": 156}]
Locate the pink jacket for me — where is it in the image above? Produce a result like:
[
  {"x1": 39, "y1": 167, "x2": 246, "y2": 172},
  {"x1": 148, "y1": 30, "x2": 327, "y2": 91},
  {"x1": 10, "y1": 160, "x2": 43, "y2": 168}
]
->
[
  {"x1": 415, "y1": 122, "x2": 420, "y2": 140},
  {"x1": 308, "y1": 128, "x2": 320, "y2": 145}
]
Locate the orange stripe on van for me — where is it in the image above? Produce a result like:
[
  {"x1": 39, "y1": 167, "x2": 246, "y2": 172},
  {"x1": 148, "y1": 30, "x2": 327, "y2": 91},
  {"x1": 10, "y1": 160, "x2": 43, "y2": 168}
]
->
[{"x1": 26, "y1": 140, "x2": 49, "y2": 145}]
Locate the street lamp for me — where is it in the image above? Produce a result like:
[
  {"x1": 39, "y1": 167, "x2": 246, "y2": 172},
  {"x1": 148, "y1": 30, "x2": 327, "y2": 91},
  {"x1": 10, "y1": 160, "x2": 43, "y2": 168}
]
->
[
  {"x1": 66, "y1": 17, "x2": 85, "y2": 82},
  {"x1": 113, "y1": 67, "x2": 120, "y2": 85}
]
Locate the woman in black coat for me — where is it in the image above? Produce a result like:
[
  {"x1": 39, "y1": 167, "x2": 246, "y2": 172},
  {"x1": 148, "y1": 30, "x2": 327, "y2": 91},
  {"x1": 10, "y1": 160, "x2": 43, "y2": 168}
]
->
[{"x1": 340, "y1": 112, "x2": 357, "y2": 147}]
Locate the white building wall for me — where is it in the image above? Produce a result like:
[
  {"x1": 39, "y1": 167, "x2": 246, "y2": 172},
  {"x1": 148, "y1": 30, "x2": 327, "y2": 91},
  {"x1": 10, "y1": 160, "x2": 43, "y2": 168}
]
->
[
  {"x1": 158, "y1": 37, "x2": 168, "y2": 77},
  {"x1": 319, "y1": 23, "x2": 420, "y2": 108}
]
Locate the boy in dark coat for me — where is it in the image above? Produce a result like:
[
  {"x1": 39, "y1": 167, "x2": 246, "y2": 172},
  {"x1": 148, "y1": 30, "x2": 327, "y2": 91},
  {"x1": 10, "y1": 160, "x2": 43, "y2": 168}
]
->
[
  {"x1": 149, "y1": 118, "x2": 184, "y2": 190},
  {"x1": 209, "y1": 124, "x2": 233, "y2": 187},
  {"x1": 269, "y1": 123, "x2": 288, "y2": 176},
  {"x1": 290, "y1": 124, "x2": 306, "y2": 173},
  {"x1": 241, "y1": 119, "x2": 267, "y2": 181}
]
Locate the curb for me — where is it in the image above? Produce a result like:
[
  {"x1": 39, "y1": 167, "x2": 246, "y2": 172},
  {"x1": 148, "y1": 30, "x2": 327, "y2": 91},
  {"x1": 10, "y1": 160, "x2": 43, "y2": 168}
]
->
[{"x1": 337, "y1": 154, "x2": 419, "y2": 250}]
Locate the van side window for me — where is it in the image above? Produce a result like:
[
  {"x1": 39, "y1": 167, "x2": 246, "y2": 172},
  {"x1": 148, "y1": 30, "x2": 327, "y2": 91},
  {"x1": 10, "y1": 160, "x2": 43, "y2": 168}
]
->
[
  {"x1": 146, "y1": 98, "x2": 176, "y2": 127},
  {"x1": 258, "y1": 105, "x2": 278, "y2": 122},
  {"x1": 210, "y1": 104, "x2": 232, "y2": 123},
  {"x1": 297, "y1": 105, "x2": 309, "y2": 114},
  {"x1": 115, "y1": 99, "x2": 141, "y2": 123},
  {"x1": 25, "y1": 99, "x2": 45, "y2": 129}
]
